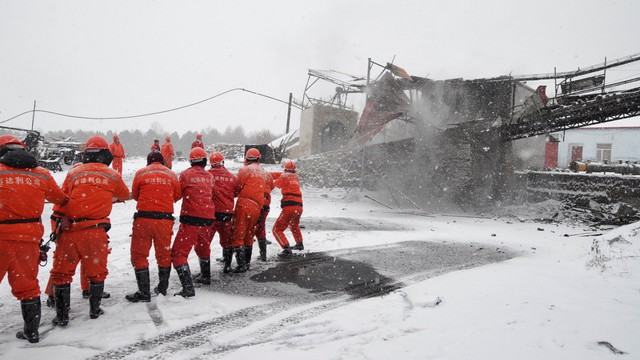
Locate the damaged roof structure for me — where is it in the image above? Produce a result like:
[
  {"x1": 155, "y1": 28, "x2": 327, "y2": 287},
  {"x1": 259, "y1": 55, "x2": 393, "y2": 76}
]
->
[{"x1": 294, "y1": 54, "x2": 640, "y2": 224}]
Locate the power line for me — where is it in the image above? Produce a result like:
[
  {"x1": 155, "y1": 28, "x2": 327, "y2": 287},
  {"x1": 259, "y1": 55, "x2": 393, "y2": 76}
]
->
[{"x1": 0, "y1": 88, "x2": 302, "y2": 125}]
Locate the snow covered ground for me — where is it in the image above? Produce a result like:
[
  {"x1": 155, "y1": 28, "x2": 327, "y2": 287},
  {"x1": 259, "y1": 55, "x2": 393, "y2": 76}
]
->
[{"x1": 1, "y1": 157, "x2": 639, "y2": 359}]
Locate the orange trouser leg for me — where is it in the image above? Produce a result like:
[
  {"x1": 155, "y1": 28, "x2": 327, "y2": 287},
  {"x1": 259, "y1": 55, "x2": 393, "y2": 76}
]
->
[
  {"x1": 80, "y1": 264, "x2": 89, "y2": 291},
  {"x1": 131, "y1": 218, "x2": 174, "y2": 269},
  {"x1": 193, "y1": 224, "x2": 215, "y2": 259},
  {"x1": 272, "y1": 210, "x2": 291, "y2": 248},
  {"x1": 45, "y1": 276, "x2": 54, "y2": 296},
  {"x1": 254, "y1": 207, "x2": 270, "y2": 239},
  {"x1": 272, "y1": 206, "x2": 304, "y2": 248},
  {"x1": 288, "y1": 207, "x2": 304, "y2": 244},
  {"x1": 171, "y1": 223, "x2": 213, "y2": 267},
  {"x1": 215, "y1": 219, "x2": 233, "y2": 248},
  {"x1": 112, "y1": 157, "x2": 123, "y2": 174},
  {"x1": 46, "y1": 252, "x2": 91, "y2": 294},
  {"x1": 45, "y1": 256, "x2": 90, "y2": 294},
  {"x1": 45, "y1": 266, "x2": 89, "y2": 294},
  {"x1": 0, "y1": 241, "x2": 40, "y2": 300},
  {"x1": 231, "y1": 199, "x2": 261, "y2": 248},
  {"x1": 50, "y1": 228, "x2": 109, "y2": 285}
]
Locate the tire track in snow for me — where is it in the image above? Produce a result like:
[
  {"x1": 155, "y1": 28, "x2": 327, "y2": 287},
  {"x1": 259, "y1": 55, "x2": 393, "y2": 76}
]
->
[{"x1": 90, "y1": 293, "x2": 344, "y2": 360}]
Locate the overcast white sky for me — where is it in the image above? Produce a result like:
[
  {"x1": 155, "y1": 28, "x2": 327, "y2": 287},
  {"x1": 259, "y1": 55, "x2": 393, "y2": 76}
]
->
[{"x1": 1, "y1": 0, "x2": 639, "y2": 136}]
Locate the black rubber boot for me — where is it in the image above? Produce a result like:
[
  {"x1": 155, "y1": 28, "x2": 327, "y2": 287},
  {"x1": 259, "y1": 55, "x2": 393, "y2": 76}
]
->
[
  {"x1": 244, "y1": 245, "x2": 253, "y2": 270},
  {"x1": 154, "y1": 266, "x2": 171, "y2": 296},
  {"x1": 292, "y1": 242, "x2": 304, "y2": 251},
  {"x1": 258, "y1": 239, "x2": 267, "y2": 261},
  {"x1": 125, "y1": 268, "x2": 151, "y2": 303},
  {"x1": 174, "y1": 264, "x2": 195, "y2": 298},
  {"x1": 233, "y1": 247, "x2": 248, "y2": 273},
  {"x1": 193, "y1": 257, "x2": 211, "y2": 285},
  {"x1": 222, "y1": 248, "x2": 234, "y2": 274},
  {"x1": 52, "y1": 283, "x2": 70, "y2": 326},
  {"x1": 16, "y1": 297, "x2": 41, "y2": 343},
  {"x1": 278, "y1": 245, "x2": 293, "y2": 257},
  {"x1": 89, "y1": 282, "x2": 105, "y2": 319}
]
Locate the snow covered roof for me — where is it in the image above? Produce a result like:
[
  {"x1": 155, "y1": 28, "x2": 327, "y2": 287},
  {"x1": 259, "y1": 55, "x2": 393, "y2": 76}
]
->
[{"x1": 269, "y1": 129, "x2": 299, "y2": 149}]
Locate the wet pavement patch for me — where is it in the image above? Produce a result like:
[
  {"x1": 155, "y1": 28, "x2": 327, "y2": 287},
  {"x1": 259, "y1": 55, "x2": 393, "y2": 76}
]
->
[
  {"x1": 251, "y1": 252, "x2": 401, "y2": 298},
  {"x1": 251, "y1": 241, "x2": 513, "y2": 298}
]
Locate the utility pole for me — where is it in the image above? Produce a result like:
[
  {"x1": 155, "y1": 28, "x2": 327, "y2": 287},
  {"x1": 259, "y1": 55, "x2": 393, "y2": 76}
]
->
[
  {"x1": 31, "y1": 100, "x2": 36, "y2": 130},
  {"x1": 366, "y1": 58, "x2": 371, "y2": 103},
  {"x1": 286, "y1": 92, "x2": 292, "y2": 134}
]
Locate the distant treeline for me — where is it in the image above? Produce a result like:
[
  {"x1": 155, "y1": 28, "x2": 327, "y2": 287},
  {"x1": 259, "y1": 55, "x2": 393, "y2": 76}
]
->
[{"x1": 44, "y1": 126, "x2": 281, "y2": 157}]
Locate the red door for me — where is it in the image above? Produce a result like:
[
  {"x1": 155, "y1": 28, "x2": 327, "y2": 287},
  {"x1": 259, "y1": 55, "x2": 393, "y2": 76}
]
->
[
  {"x1": 571, "y1": 146, "x2": 583, "y2": 162},
  {"x1": 544, "y1": 141, "x2": 558, "y2": 169}
]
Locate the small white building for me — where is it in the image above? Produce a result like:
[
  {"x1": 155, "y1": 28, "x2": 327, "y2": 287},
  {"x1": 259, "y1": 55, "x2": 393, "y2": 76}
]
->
[
  {"x1": 551, "y1": 126, "x2": 640, "y2": 167},
  {"x1": 512, "y1": 124, "x2": 640, "y2": 170}
]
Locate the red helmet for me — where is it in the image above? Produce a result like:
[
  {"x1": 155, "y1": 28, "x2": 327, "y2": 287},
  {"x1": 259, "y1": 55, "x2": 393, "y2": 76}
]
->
[
  {"x1": 165, "y1": 136, "x2": 171, "y2": 142},
  {"x1": 189, "y1": 147, "x2": 207, "y2": 161},
  {"x1": 284, "y1": 161, "x2": 296, "y2": 171},
  {"x1": 245, "y1": 148, "x2": 261, "y2": 161},
  {"x1": 113, "y1": 135, "x2": 119, "y2": 141},
  {"x1": 0, "y1": 135, "x2": 25, "y2": 148},
  {"x1": 196, "y1": 133, "x2": 202, "y2": 140},
  {"x1": 209, "y1": 151, "x2": 224, "y2": 165},
  {"x1": 85, "y1": 135, "x2": 109, "y2": 150}
]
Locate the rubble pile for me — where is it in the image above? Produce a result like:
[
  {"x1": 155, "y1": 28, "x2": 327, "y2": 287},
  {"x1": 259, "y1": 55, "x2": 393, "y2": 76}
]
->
[
  {"x1": 297, "y1": 139, "x2": 415, "y2": 190},
  {"x1": 496, "y1": 198, "x2": 639, "y2": 226},
  {"x1": 209, "y1": 143, "x2": 245, "y2": 161},
  {"x1": 511, "y1": 170, "x2": 640, "y2": 225}
]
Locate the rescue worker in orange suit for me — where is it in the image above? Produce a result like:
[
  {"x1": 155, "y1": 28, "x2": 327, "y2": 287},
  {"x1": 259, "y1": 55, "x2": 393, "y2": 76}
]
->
[
  {"x1": 231, "y1": 148, "x2": 267, "y2": 272},
  {"x1": 49, "y1": 135, "x2": 130, "y2": 325},
  {"x1": 200, "y1": 151, "x2": 238, "y2": 276},
  {"x1": 170, "y1": 147, "x2": 215, "y2": 296},
  {"x1": 191, "y1": 133, "x2": 204, "y2": 149},
  {"x1": 126, "y1": 151, "x2": 181, "y2": 302},
  {"x1": 44, "y1": 174, "x2": 111, "y2": 307},
  {"x1": 161, "y1": 136, "x2": 175, "y2": 169},
  {"x1": 109, "y1": 135, "x2": 125, "y2": 174},
  {"x1": 253, "y1": 171, "x2": 275, "y2": 261},
  {"x1": 0, "y1": 135, "x2": 68, "y2": 343},
  {"x1": 150, "y1": 139, "x2": 160, "y2": 152},
  {"x1": 273, "y1": 161, "x2": 304, "y2": 257}
]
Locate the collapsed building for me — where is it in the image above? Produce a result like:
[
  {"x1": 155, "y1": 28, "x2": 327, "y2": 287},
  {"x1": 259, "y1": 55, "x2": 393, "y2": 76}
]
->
[{"x1": 291, "y1": 54, "x2": 640, "y2": 221}]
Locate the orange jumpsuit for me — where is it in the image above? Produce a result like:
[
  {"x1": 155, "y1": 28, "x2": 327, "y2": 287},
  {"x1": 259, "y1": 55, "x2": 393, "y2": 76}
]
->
[
  {"x1": 272, "y1": 171, "x2": 304, "y2": 248},
  {"x1": 131, "y1": 162, "x2": 181, "y2": 269},
  {"x1": 108, "y1": 142, "x2": 125, "y2": 174},
  {"x1": 49, "y1": 163, "x2": 130, "y2": 285},
  {"x1": 171, "y1": 165, "x2": 215, "y2": 267},
  {"x1": 44, "y1": 204, "x2": 89, "y2": 296},
  {"x1": 161, "y1": 142, "x2": 175, "y2": 169},
  {"x1": 0, "y1": 159, "x2": 67, "y2": 300},
  {"x1": 44, "y1": 162, "x2": 92, "y2": 296},
  {"x1": 231, "y1": 162, "x2": 267, "y2": 248}
]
